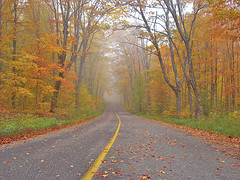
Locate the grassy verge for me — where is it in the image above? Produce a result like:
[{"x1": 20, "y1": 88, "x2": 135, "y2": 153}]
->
[
  {"x1": 130, "y1": 112, "x2": 240, "y2": 138},
  {"x1": 0, "y1": 104, "x2": 106, "y2": 140}
]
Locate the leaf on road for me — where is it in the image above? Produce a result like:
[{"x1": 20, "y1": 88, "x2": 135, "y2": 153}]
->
[{"x1": 102, "y1": 174, "x2": 109, "y2": 178}]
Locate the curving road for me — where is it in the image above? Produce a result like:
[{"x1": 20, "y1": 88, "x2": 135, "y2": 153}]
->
[{"x1": 0, "y1": 104, "x2": 240, "y2": 180}]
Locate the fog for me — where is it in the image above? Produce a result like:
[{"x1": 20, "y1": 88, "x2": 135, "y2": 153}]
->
[{"x1": 104, "y1": 91, "x2": 121, "y2": 103}]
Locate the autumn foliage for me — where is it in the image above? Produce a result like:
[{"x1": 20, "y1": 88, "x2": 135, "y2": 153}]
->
[
  {"x1": 114, "y1": 0, "x2": 240, "y2": 120},
  {"x1": 0, "y1": 0, "x2": 112, "y2": 115}
]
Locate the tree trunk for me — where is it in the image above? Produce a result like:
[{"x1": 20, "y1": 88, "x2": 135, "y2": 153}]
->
[
  {"x1": 187, "y1": 80, "x2": 193, "y2": 118},
  {"x1": 215, "y1": 57, "x2": 218, "y2": 112},
  {"x1": 50, "y1": 1, "x2": 70, "y2": 112},
  {"x1": 175, "y1": 88, "x2": 181, "y2": 115},
  {"x1": 75, "y1": 57, "x2": 85, "y2": 109},
  {"x1": 75, "y1": 37, "x2": 88, "y2": 109},
  {"x1": 139, "y1": 7, "x2": 185, "y2": 116},
  {"x1": 190, "y1": 72, "x2": 201, "y2": 119},
  {"x1": 12, "y1": 2, "x2": 17, "y2": 109},
  {"x1": 210, "y1": 41, "x2": 214, "y2": 109},
  {"x1": 50, "y1": 72, "x2": 64, "y2": 112},
  {"x1": 187, "y1": 43, "x2": 202, "y2": 119},
  {"x1": 231, "y1": 41, "x2": 236, "y2": 111},
  {"x1": 163, "y1": 0, "x2": 203, "y2": 119}
]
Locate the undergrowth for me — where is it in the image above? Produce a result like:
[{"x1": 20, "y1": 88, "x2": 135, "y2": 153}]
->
[
  {"x1": 0, "y1": 103, "x2": 105, "y2": 139},
  {"x1": 131, "y1": 112, "x2": 240, "y2": 138}
]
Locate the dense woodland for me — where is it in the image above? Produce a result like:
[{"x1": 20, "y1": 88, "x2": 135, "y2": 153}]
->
[
  {"x1": 114, "y1": 0, "x2": 240, "y2": 119},
  {"x1": 0, "y1": 0, "x2": 239, "y2": 120},
  {"x1": 0, "y1": 0, "x2": 117, "y2": 115}
]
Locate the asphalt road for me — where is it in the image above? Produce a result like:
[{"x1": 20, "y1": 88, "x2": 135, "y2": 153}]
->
[{"x1": 0, "y1": 104, "x2": 240, "y2": 180}]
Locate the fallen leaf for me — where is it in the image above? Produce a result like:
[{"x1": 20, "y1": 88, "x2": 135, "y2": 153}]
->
[{"x1": 102, "y1": 174, "x2": 109, "y2": 178}]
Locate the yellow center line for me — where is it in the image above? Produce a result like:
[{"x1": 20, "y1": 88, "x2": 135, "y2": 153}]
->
[{"x1": 81, "y1": 106, "x2": 121, "y2": 180}]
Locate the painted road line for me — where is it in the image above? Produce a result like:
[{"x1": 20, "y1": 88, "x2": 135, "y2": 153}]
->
[{"x1": 82, "y1": 106, "x2": 121, "y2": 180}]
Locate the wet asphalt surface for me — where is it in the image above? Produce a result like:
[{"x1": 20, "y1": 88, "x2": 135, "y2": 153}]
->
[{"x1": 0, "y1": 104, "x2": 240, "y2": 180}]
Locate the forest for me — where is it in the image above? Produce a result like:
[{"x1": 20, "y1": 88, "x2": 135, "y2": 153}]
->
[
  {"x1": 115, "y1": 0, "x2": 240, "y2": 119},
  {"x1": 0, "y1": 0, "x2": 240, "y2": 140}
]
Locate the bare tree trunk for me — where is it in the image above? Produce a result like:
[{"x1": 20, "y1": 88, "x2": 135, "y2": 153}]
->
[
  {"x1": 163, "y1": 0, "x2": 204, "y2": 119},
  {"x1": 175, "y1": 89, "x2": 181, "y2": 115},
  {"x1": 220, "y1": 55, "x2": 225, "y2": 107},
  {"x1": 75, "y1": 56, "x2": 85, "y2": 109},
  {"x1": 12, "y1": 2, "x2": 17, "y2": 110},
  {"x1": 210, "y1": 41, "x2": 214, "y2": 109},
  {"x1": 74, "y1": 33, "x2": 90, "y2": 108},
  {"x1": 139, "y1": 6, "x2": 185, "y2": 116},
  {"x1": 187, "y1": 80, "x2": 193, "y2": 118},
  {"x1": 140, "y1": 40, "x2": 151, "y2": 107},
  {"x1": 95, "y1": 66, "x2": 103, "y2": 101},
  {"x1": 231, "y1": 41, "x2": 236, "y2": 111},
  {"x1": 189, "y1": 59, "x2": 202, "y2": 119},
  {"x1": 215, "y1": 43, "x2": 218, "y2": 112}
]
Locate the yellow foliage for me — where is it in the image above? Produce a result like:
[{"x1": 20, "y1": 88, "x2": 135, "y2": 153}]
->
[
  {"x1": 162, "y1": 106, "x2": 177, "y2": 117},
  {"x1": 180, "y1": 105, "x2": 191, "y2": 118},
  {"x1": 78, "y1": 84, "x2": 95, "y2": 110},
  {"x1": 228, "y1": 111, "x2": 240, "y2": 120}
]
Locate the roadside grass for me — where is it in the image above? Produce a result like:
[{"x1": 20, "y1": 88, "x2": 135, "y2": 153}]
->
[
  {"x1": 130, "y1": 112, "x2": 240, "y2": 138},
  {"x1": 0, "y1": 104, "x2": 105, "y2": 140}
]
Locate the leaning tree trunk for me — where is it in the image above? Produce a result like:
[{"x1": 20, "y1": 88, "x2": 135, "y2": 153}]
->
[
  {"x1": 188, "y1": 56, "x2": 201, "y2": 119},
  {"x1": 139, "y1": 7, "x2": 184, "y2": 117}
]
